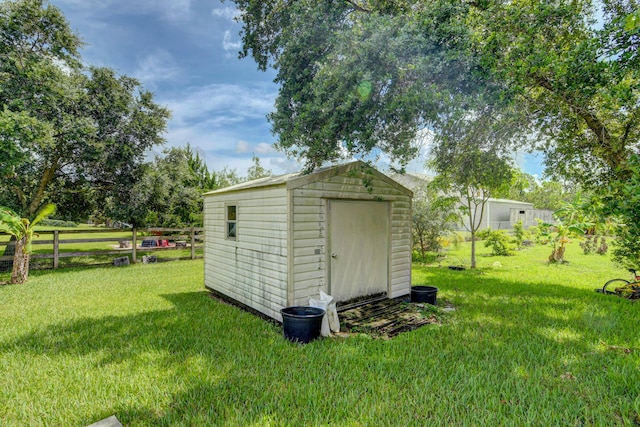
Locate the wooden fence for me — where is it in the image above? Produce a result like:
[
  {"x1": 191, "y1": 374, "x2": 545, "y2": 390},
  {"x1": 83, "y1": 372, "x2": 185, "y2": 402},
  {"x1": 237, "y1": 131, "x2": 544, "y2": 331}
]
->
[{"x1": 0, "y1": 227, "x2": 204, "y2": 270}]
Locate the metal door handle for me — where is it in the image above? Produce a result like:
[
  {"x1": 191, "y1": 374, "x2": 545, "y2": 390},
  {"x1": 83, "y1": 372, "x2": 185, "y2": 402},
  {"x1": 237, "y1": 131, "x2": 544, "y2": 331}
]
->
[{"x1": 331, "y1": 253, "x2": 337, "y2": 259}]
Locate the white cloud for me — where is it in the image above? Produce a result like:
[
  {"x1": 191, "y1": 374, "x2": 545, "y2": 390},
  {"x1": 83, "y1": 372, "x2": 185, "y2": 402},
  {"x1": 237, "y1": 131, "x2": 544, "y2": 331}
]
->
[
  {"x1": 255, "y1": 142, "x2": 275, "y2": 154},
  {"x1": 158, "y1": 82, "x2": 281, "y2": 175},
  {"x1": 163, "y1": 83, "x2": 276, "y2": 127},
  {"x1": 235, "y1": 140, "x2": 251, "y2": 154},
  {"x1": 234, "y1": 141, "x2": 275, "y2": 155},
  {"x1": 211, "y1": 6, "x2": 240, "y2": 21},
  {"x1": 270, "y1": 157, "x2": 302, "y2": 174},
  {"x1": 56, "y1": 0, "x2": 193, "y2": 23},
  {"x1": 134, "y1": 50, "x2": 181, "y2": 84},
  {"x1": 222, "y1": 30, "x2": 242, "y2": 52}
]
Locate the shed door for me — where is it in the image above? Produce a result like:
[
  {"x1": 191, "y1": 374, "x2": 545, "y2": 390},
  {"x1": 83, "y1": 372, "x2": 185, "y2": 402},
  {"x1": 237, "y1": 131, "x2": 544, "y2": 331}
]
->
[{"x1": 329, "y1": 200, "x2": 389, "y2": 302}]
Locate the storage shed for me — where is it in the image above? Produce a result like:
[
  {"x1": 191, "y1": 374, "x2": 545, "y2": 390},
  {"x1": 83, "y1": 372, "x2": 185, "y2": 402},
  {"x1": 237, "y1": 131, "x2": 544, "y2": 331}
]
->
[{"x1": 203, "y1": 161, "x2": 413, "y2": 321}]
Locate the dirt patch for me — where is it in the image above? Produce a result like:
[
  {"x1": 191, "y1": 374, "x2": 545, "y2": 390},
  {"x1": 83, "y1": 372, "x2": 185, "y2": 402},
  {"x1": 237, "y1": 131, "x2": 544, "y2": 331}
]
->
[{"x1": 339, "y1": 298, "x2": 447, "y2": 339}]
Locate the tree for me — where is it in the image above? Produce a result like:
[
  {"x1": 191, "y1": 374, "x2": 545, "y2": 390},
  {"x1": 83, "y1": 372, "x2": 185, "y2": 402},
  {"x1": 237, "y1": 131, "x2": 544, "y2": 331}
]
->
[
  {"x1": 429, "y1": 98, "x2": 516, "y2": 268},
  {"x1": 232, "y1": 0, "x2": 481, "y2": 171},
  {"x1": 233, "y1": 1, "x2": 638, "y2": 179},
  {"x1": 411, "y1": 182, "x2": 458, "y2": 263},
  {"x1": 233, "y1": 0, "x2": 640, "y2": 264},
  {"x1": 601, "y1": 154, "x2": 640, "y2": 268},
  {"x1": 429, "y1": 103, "x2": 515, "y2": 269},
  {"x1": 215, "y1": 166, "x2": 242, "y2": 188},
  {"x1": 0, "y1": 0, "x2": 170, "y2": 221},
  {"x1": 493, "y1": 169, "x2": 538, "y2": 203},
  {"x1": 246, "y1": 155, "x2": 272, "y2": 181},
  {"x1": 111, "y1": 146, "x2": 219, "y2": 228},
  {"x1": 526, "y1": 180, "x2": 575, "y2": 211},
  {"x1": 468, "y1": 1, "x2": 640, "y2": 188},
  {"x1": 431, "y1": 144, "x2": 513, "y2": 268},
  {"x1": 185, "y1": 144, "x2": 217, "y2": 191},
  {"x1": 0, "y1": 204, "x2": 54, "y2": 284}
]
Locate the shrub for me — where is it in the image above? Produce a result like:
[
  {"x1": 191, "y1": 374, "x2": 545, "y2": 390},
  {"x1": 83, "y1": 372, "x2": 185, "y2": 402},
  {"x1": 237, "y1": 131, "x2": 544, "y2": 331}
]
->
[
  {"x1": 475, "y1": 228, "x2": 492, "y2": 241},
  {"x1": 512, "y1": 220, "x2": 527, "y2": 249},
  {"x1": 596, "y1": 237, "x2": 609, "y2": 255},
  {"x1": 484, "y1": 230, "x2": 514, "y2": 256},
  {"x1": 39, "y1": 219, "x2": 78, "y2": 228},
  {"x1": 579, "y1": 235, "x2": 609, "y2": 255}
]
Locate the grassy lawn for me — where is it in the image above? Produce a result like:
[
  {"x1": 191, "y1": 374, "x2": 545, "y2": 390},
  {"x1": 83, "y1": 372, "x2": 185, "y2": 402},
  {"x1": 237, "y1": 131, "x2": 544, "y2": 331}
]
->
[{"x1": 0, "y1": 242, "x2": 638, "y2": 426}]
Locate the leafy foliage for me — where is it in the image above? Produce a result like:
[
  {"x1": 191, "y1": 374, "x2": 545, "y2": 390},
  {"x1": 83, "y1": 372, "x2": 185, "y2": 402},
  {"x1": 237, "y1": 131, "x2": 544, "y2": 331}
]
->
[
  {"x1": 0, "y1": 0, "x2": 170, "y2": 220},
  {"x1": 483, "y1": 229, "x2": 514, "y2": 257},
  {"x1": 246, "y1": 155, "x2": 272, "y2": 181},
  {"x1": 430, "y1": 135, "x2": 513, "y2": 268},
  {"x1": 232, "y1": 0, "x2": 487, "y2": 171},
  {"x1": 469, "y1": 1, "x2": 640, "y2": 188},
  {"x1": 580, "y1": 235, "x2": 609, "y2": 255},
  {"x1": 0, "y1": 203, "x2": 55, "y2": 283},
  {"x1": 512, "y1": 220, "x2": 527, "y2": 250},
  {"x1": 110, "y1": 146, "x2": 218, "y2": 228},
  {"x1": 493, "y1": 169, "x2": 579, "y2": 211},
  {"x1": 411, "y1": 182, "x2": 459, "y2": 262},
  {"x1": 601, "y1": 153, "x2": 640, "y2": 268},
  {"x1": 535, "y1": 221, "x2": 583, "y2": 264},
  {"x1": 232, "y1": 0, "x2": 640, "y2": 266}
]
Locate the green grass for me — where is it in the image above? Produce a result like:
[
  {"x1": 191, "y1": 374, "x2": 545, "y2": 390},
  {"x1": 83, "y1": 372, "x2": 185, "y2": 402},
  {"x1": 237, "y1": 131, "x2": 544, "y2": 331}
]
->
[{"x1": 0, "y1": 242, "x2": 639, "y2": 426}]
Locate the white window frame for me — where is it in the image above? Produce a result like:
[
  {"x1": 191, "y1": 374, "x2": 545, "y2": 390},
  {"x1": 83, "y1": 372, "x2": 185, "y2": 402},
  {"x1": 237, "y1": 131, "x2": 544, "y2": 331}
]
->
[{"x1": 225, "y1": 203, "x2": 237, "y2": 240}]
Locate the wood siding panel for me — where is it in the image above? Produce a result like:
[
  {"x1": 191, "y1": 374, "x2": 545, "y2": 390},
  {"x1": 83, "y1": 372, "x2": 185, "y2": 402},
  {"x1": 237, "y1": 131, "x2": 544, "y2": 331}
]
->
[
  {"x1": 204, "y1": 165, "x2": 412, "y2": 321},
  {"x1": 291, "y1": 174, "x2": 412, "y2": 304},
  {"x1": 294, "y1": 188, "x2": 408, "y2": 201},
  {"x1": 203, "y1": 187, "x2": 289, "y2": 320}
]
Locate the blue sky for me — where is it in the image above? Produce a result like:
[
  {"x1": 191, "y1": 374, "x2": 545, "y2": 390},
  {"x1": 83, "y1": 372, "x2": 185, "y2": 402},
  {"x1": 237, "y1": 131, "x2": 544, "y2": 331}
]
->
[{"x1": 52, "y1": 0, "x2": 544, "y2": 178}]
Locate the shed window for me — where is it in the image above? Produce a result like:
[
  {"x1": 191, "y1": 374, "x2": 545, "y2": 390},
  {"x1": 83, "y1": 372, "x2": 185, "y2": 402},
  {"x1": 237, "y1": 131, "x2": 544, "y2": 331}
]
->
[{"x1": 226, "y1": 205, "x2": 237, "y2": 239}]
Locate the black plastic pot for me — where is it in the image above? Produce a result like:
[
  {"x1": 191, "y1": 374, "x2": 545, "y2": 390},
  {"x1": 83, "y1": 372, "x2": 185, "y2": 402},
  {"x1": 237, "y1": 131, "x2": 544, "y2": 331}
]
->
[
  {"x1": 281, "y1": 306, "x2": 326, "y2": 343},
  {"x1": 411, "y1": 286, "x2": 438, "y2": 305}
]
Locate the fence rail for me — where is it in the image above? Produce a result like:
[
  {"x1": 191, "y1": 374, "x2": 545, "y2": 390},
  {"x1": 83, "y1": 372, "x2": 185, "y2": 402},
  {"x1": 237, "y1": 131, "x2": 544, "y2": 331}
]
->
[{"x1": 0, "y1": 227, "x2": 204, "y2": 270}]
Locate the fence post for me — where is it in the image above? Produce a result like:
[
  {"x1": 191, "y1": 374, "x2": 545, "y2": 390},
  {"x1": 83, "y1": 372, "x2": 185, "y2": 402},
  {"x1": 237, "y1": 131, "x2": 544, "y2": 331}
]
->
[
  {"x1": 190, "y1": 227, "x2": 195, "y2": 260},
  {"x1": 53, "y1": 230, "x2": 59, "y2": 269},
  {"x1": 132, "y1": 228, "x2": 137, "y2": 263}
]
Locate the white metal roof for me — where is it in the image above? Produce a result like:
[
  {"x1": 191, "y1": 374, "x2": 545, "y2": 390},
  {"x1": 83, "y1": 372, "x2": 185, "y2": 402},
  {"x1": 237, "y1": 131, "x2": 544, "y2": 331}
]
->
[{"x1": 204, "y1": 161, "x2": 413, "y2": 197}]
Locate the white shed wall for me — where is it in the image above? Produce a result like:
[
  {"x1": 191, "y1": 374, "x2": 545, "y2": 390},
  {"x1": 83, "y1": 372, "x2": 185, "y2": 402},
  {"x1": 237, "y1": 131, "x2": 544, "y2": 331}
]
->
[
  {"x1": 203, "y1": 162, "x2": 413, "y2": 322},
  {"x1": 290, "y1": 173, "x2": 412, "y2": 305},
  {"x1": 486, "y1": 201, "x2": 534, "y2": 229},
  {"x1": 203, "y1": 186, "x2": 289, "y2": 320}
]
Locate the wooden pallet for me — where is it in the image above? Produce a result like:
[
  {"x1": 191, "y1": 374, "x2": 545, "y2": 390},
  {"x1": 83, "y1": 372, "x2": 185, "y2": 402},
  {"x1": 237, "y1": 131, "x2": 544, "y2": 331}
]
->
[{"x1": 340, "y1": 298, "x2": 437, "y2": 338}]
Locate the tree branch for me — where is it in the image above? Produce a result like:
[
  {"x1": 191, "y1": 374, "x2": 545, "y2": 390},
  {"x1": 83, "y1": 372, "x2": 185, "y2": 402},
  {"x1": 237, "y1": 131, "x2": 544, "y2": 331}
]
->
[
  {"x1": 532, "y1": 73, "x2": 625, "y2": 169},
  {"x1": 27, "y1": 160, "x2": 58, "y2": 218},
  {"x1": 345, "y1": 0, "x2": 371, "y2": 13}
]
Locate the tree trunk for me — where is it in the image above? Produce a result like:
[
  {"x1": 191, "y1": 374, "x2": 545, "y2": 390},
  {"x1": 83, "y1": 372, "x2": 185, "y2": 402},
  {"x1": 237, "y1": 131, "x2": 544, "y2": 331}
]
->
[
  {"x1": 10, "y1": 237, "x2": 30, "y2": 284},
  {"x1": 549, "y1": 245, "x2": 566, "y2": 264},
  {"x1": 470, "y1": 230, "x2": 477, "y2": 269},
  {"x1": 0, "y1": 235, "x2": 16, "y2": 272}
]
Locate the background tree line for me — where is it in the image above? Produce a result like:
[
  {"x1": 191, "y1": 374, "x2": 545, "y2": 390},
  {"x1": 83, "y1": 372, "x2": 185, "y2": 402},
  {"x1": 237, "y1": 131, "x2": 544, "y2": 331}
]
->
[
  {"x1": 98, "y1": 148, "x2": 271, "y2": 228},
  {"x1": 231, "y1": 0, "x2": 640, "y2": 268},
  {"x1": 0, "y1": 0, "x2": 271, "y2": 230},
  {"x1": 3, "y1": 0, "x2": 640, "y2": 268}
]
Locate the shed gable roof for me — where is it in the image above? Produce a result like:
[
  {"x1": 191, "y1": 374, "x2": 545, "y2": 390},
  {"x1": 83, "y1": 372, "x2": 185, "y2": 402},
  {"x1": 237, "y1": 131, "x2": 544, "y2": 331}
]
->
[{"x1": 204, "y1": 161, "x2": 412, "y2": 197}]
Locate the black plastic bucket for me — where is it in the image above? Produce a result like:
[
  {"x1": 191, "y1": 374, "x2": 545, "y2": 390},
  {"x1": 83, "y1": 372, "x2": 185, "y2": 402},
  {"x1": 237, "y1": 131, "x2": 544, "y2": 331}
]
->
[
  {"x1": 281, "y1": 306, "x2": 326, "y2": 343},
  {"x1": 411, "y1": 286, "x2": 438, "y2": 305}
]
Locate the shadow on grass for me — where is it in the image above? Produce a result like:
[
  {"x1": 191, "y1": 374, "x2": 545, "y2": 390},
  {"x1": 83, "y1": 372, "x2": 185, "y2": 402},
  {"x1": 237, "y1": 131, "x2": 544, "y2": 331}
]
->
[
  {"x1": 2, "y1": 291, "x2": 427, "y2": 425},
  {"x1": 2, "y1": 274, "x2": 639, "y2": 426}
]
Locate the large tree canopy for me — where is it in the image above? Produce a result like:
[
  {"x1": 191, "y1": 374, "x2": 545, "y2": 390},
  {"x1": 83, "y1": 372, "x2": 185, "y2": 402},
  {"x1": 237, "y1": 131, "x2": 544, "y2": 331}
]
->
[
  {"x1": 233, "y1": 0, "x2": 640, "y2": 266},
  {"x1": 469, "y1": 0, "x2": 640, "y2": 186},
  {"x1": 0, "y1": 0, "x2": 170, "y2": 220},
  {"x1": 232, "y1": 0, "x2": 639, "y2": 178},
  {"x1": 233, "y1": 0, "x2": 489, "y2": 171}
]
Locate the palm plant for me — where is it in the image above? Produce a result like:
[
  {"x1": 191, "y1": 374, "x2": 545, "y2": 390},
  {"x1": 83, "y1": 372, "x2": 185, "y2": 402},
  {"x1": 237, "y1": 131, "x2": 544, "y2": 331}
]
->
[{"x1": 0, "y1": 204, "x2": 55, "y2": 284}]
